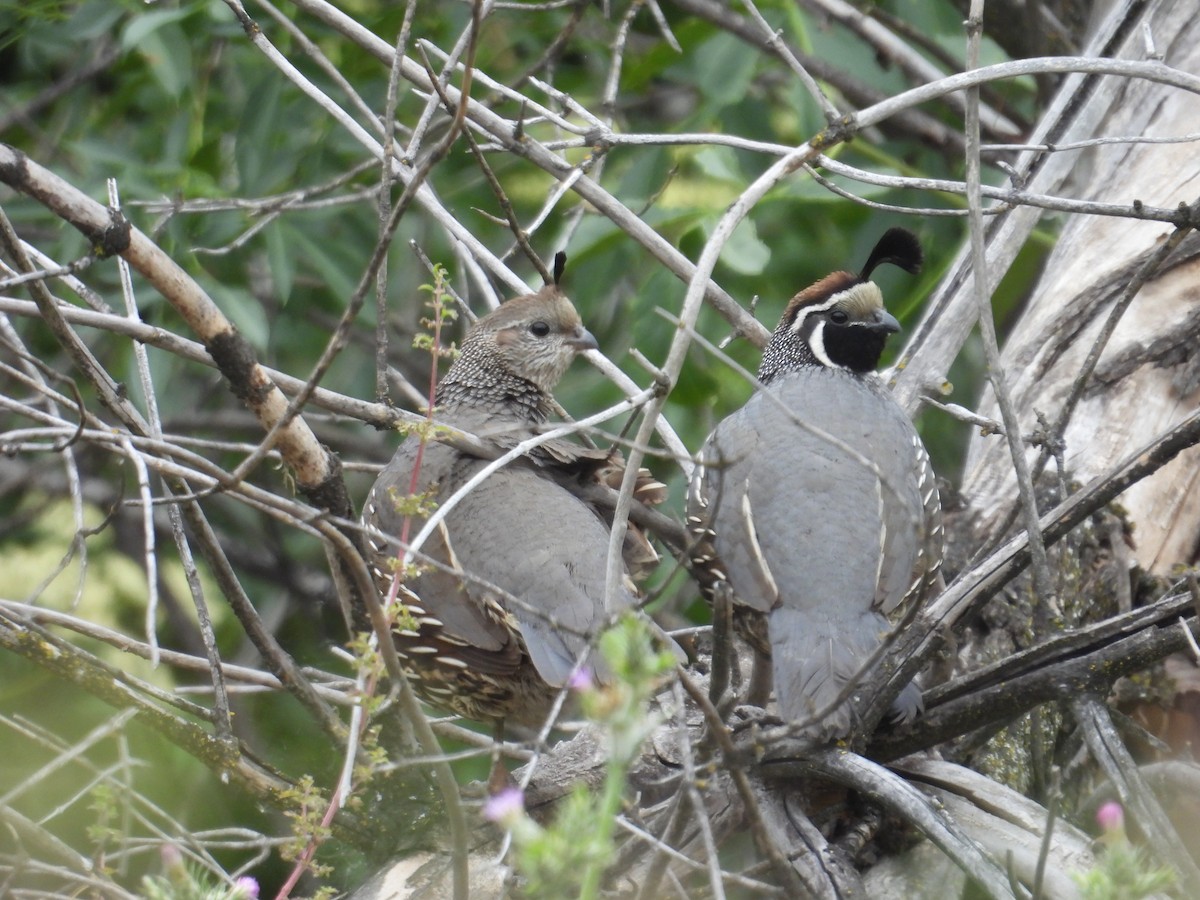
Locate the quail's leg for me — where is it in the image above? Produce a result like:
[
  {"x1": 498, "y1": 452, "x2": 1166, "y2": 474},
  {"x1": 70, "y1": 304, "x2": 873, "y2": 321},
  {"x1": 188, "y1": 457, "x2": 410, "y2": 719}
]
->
[
  {"x1": 486, "y1": 718, "x2": 510, "y2": 795},
  {"x1": 746, "y1": 646, "x2": 772, "y2": 709}
]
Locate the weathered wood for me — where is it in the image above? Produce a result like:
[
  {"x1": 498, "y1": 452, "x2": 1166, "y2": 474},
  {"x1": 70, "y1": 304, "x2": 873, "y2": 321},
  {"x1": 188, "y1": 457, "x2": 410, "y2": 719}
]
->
[{"x1": 962, "y1": 0, "x2": 1200, "y2": 573}]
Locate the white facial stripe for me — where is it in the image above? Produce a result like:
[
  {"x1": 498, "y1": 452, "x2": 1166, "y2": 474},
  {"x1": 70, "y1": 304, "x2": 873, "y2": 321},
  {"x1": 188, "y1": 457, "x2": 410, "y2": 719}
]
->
[
  {"x1": 807, "y1": 320, "x2": 837, "y2": 368},
  {"x1": 788, "y1": 289, "x2": 850, "y2": 334},
  {"x1": 789, "y1": 282, "x2": 886, "y2": 333}
]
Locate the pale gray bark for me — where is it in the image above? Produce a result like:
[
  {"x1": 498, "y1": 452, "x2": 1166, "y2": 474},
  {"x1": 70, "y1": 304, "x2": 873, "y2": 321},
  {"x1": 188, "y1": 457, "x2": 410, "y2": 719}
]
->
[{"x1": 962, "y1": 0, "x2": 1200, "y2": 572}]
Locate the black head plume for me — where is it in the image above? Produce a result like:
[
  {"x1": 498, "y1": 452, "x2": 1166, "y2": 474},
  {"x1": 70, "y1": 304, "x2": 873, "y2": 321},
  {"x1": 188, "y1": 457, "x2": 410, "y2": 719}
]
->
[
  {"x1": 553, "y1": 251, "x2": 567, "y2": 285},
  {"x1": 860, "y1": 228, "x2": 922, "y2": 280}
]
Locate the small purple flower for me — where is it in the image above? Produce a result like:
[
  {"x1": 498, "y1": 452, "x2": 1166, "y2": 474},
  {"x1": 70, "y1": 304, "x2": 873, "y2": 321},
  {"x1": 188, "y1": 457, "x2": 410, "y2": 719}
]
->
[
  {"x1": 483, "y1": 786, "x2": 525, "y2": 826},
  {"x1": 1097, "y1": 801, "x2": 1124, "y2": 834},
  {"x1": 568, "y1": 666, "x2": 594, "y2": 692},
  {"x1": 160, "y1": 843, "x2": 186, "y2": 880},
  {"x1": 232, "y1": 876, "x2": 260, "y2": 899}
]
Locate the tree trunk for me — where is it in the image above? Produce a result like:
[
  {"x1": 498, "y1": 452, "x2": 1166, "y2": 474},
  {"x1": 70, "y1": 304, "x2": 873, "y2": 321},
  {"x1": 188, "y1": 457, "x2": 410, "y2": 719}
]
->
[{"x1": 963, "y1": 0, "x2": 1200, "y2": 575}]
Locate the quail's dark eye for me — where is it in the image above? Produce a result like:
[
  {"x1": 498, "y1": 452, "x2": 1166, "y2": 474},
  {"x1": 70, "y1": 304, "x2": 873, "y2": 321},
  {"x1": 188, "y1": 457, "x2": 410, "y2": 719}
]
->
[
  {"x1": 529, "y1": 321, "x2": 551, "y2": 337},
  {"x1": 829, "y1": 310, "x2": 850, "y2": 325}
]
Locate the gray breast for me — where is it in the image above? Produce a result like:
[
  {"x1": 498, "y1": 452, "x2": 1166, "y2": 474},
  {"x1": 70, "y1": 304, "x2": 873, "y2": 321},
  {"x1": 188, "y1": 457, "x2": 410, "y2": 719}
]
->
[
  {"x1": 691, "y1": 368, "x2": 934, "y2": 733},
  {"x1": 701, "y1": 369, "x2": 925, "y2": 619}
]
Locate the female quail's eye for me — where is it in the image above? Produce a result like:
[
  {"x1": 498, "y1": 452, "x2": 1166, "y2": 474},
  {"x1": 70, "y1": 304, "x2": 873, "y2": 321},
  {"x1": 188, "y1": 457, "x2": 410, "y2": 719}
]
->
[
  {"x1": 529, "y1": 321, "x2": 551, "y2": 337},
  {"x1": 829, "y1": 310, "x2": 850, "y2": 325}
]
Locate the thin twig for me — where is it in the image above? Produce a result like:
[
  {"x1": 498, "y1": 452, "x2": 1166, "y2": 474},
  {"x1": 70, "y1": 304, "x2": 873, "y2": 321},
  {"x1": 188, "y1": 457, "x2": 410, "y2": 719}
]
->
[{"x1": 963, "y1": 2, "x2": 1056, "y2": 624}]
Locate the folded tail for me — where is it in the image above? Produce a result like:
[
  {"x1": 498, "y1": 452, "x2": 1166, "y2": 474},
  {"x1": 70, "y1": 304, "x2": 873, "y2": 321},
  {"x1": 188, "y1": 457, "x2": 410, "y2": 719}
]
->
[{"x1": 769, "y1": 607, "x2": 921, "y2": 739}]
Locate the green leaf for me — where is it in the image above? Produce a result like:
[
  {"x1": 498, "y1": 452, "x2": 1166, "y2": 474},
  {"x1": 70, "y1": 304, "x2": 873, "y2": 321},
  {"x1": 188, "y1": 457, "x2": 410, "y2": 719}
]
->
[
  {"x1": 717, "y1": 218, "x2": 770, "y2": 276},
  {"x1": 64, "y1": 1, "x2": 126, "y2": 42},
  {"x1": 287, "y1": 224, "x2": 360, "y2": 303},
  {"x1": 266, "y1": 220, "x2": 295, "y2": 306},
  {"x1": 207, "y1": 282, "x2": 270, "y2": 351},
  {"x1": 692, "y1": 31, "x2": 758, "y2": 110},
  {"x1": 120, "y1": 7, "x2": 193, "y2": 51},
  {"x1": 235, "y1": 73, "x2": 286, "y2": 194},
  {"x1": 126, "y1": 21, "x2": 193, "y2": 100},
  {"x1": 692, "y1": 146, "x2": 742, "y2": 184}
]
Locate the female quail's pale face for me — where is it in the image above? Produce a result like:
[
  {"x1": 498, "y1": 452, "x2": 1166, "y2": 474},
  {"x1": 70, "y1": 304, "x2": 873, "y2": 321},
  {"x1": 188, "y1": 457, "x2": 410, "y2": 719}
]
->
[{"x1": 485, "y1": 289, "x2": 597, "y2": 393}]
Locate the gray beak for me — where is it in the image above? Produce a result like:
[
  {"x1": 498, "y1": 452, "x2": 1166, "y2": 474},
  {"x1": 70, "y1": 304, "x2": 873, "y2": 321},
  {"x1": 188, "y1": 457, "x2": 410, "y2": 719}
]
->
[
  {"x1": 568, "y1": 326, "x2": 599, "y2": 352},
  {"x1": 871, "y1": 310, "x2": 902, "y2": 335}
]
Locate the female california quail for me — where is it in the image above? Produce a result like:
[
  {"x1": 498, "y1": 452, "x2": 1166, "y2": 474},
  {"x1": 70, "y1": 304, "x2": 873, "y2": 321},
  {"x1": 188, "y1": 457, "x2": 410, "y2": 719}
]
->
[
  {"x1": 362, "y1": 270, "x2": 645, "y2": 729},
  {"x1": 689, "y1": 229, "x2": 943, "y2": 740}
]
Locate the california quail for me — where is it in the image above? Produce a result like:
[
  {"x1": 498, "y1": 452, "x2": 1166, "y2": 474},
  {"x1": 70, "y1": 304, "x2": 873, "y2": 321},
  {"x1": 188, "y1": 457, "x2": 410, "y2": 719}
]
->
[
  {"x1": 688, "y1": 229, "x2": 943, "y2": 739},
  {"x1": 362, "y1": 269, "x2": 642, "y2": 729}
]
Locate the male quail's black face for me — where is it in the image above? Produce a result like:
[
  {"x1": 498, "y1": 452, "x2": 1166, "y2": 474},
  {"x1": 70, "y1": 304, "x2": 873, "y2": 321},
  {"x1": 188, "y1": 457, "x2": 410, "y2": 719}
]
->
[
  {"x1": 768, "y1": 273, "x2": 901, "y2": 376},
  {"x1": 759, "y1": 228, "x2": 920, "y2": 384},
  {"x1": 800, "y1": 281, "x2": 901, "y2": 374}
]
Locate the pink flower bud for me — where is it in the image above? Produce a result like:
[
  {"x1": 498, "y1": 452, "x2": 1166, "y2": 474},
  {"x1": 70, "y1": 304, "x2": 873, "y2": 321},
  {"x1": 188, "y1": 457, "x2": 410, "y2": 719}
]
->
[
  {"x1": 160, "y1": 843, "x2": 186, "y2": 881},
  {"x1": 483, "y1": 787, "x2": 525, "y2": 826},
  {"x1": 233, "y1": 876, "x2": 260, "y2": 899},
  {"x1": 1097, "y1": 801, "x2": 1124, "y2": 834},
  {"x1": 568, "y1": 666, "x2": 594, "y2": 692}
]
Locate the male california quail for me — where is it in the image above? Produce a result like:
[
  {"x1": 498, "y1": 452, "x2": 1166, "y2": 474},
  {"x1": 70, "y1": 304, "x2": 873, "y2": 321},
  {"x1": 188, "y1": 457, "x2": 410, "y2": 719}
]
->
[
  {"x1": 362, "y1": 265, "x2": 644, "y2": 728},
  {"x1": 689, "y1": 229, "x2": 943, "y2": 739}
]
